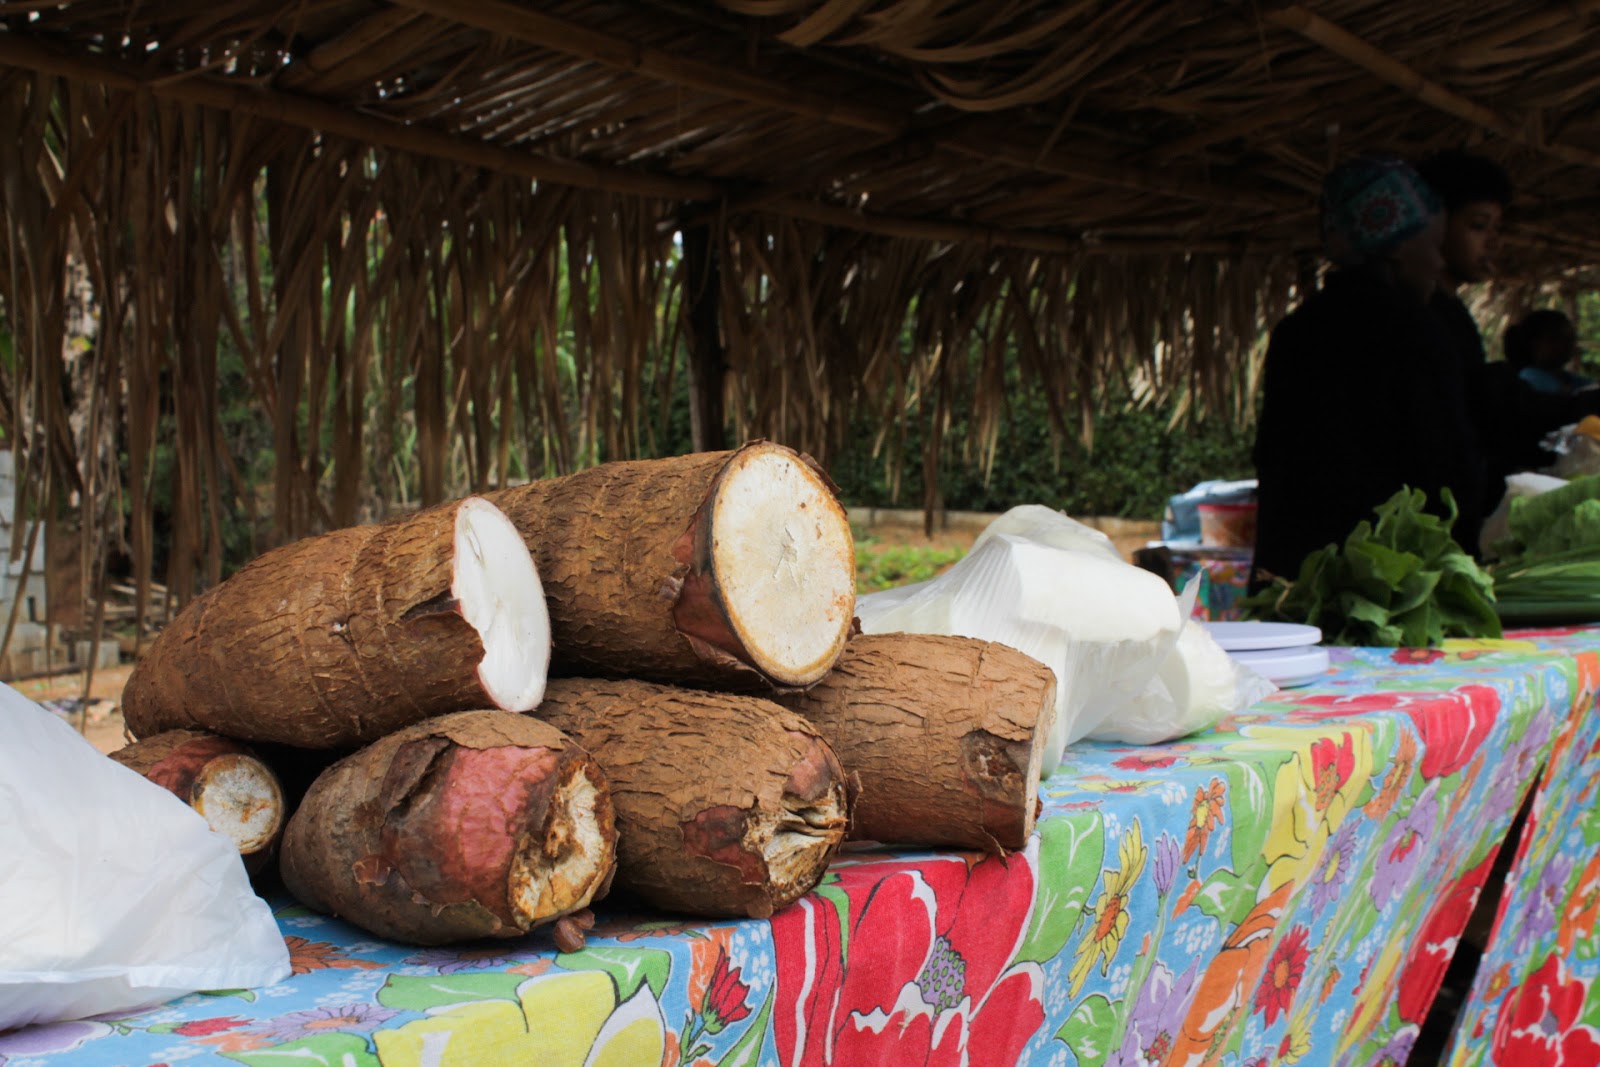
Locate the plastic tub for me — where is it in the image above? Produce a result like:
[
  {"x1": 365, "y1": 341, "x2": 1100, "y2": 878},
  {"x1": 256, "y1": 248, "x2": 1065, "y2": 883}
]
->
[{"x1": 1198, "y1": 502, "x2": 1257, "y2": 548}]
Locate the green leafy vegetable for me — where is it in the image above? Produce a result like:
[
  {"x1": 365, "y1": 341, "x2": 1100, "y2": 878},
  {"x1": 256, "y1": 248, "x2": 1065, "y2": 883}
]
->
[
  {"x1": 1241, "y1": 487, "x2": 1500, "y2": 646},
  {"x1": 1489, "y1": 474, "x2": 1600, "y2": 615}
]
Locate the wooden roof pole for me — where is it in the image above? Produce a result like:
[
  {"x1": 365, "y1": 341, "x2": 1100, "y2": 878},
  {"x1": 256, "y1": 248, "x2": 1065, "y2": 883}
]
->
[
  {"x1": 1440, "y1": 1, "x2": 1600, "y2": 66},
  {"x1": 392, "y1": 0, "x2": 1281, "y2": 210},
  {"x1": 1263, "y1": 5, "x2": 1600, "y2": 170},
  {"x1": 680, "y1": 223, "x2": 728, "y2": 453},
  {"x1": 0, "y1": 35, "x2": 721, "y2": 202},
  {"x1": 387, "y1": 0, "x2": 902, "y2": 135},
  {"x1": 0, "y1": 33, "x2": 1126, "y2": 256}
]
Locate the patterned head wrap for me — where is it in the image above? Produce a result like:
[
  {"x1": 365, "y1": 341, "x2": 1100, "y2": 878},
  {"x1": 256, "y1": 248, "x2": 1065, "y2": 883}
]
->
[{"x1": 1320, "y1": 156, "x2": 1441, "y2": 267}]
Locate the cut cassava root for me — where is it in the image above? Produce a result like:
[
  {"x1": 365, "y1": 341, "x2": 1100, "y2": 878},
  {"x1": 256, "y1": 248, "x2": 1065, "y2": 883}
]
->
[
  {"x1": 778, "y1": 634, "x2": 1057, "y2": 853},
  {"x1": 486, "y1": 441, "x2": 855, "y2": 690},
  {"x1": 121, "y1": 496, "x2": 550, "y2": 749},
  {"x1": 280, "y1": 712, "x2": 616, "y2": 946},
  {"x1": 531, "y1": 678, "x2": 850, "y2": 918},
  {"x1": 108, "y1": 729, "x2": 286, "y2": 864}
]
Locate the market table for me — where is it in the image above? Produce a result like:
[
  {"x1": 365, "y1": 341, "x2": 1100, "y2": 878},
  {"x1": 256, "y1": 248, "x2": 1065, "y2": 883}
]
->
[{"x1": 8, "y1": 627, "x2": 1599, "y2": 1067}]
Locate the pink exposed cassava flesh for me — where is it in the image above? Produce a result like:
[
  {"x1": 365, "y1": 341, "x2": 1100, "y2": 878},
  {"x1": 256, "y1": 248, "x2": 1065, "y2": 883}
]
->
[{"x1": 281, "y1": 712, "x2": 616, "y2": 945}]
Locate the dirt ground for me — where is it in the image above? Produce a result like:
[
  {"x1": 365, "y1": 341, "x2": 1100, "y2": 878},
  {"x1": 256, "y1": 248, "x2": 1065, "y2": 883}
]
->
[{"x1": 14, "y1": 664, "x2": 136, "y2": 754}]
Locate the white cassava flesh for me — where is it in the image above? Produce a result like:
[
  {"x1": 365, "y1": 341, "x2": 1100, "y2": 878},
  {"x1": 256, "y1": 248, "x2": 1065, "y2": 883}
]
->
[
  {"x1": 191, "y1": 755, "x2": 287, "y2": 854},
  {"x1": 711, "y1": 448, "x2": 856, "y2": 687},
  {"x1": 121, "y1": 496, "x2": 554, "y2": 749},
  {"x1": 510, "y1": 767, "x2": 610, "y2": 926},
  {"x1": 453, "y1": 498, "x2": 551, "y2": 712}
]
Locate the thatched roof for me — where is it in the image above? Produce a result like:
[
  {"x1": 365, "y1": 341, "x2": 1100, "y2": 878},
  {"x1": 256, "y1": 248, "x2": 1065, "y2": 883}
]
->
[{"x1": 2, "y1": 1, "x2": 1599, "y2": 610}]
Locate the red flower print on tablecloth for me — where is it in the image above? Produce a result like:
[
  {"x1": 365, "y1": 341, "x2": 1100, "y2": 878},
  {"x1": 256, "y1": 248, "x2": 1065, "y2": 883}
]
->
[
  {"x1": 1286, "y1": 688, "x2": 1496, "y2": 779},
  {"x1": 771, "y1": 851, "x2": 1043, "y2": 1066},
  {"x1": 1397, "y1": 850, "x2": 1496, "y2": 1024},
  {"x1": 1391, "y1": 648, "x2": 1444, "y2": 665},
  {"x1": 678, "y1": 942, "x2": 755, "y2": 1063},
  {"x1": 1183, "y1": 778, "x2": 1226, "y2": 862},
  {"x1": 1307, "y1": 735, "x2": 1356, "y2": 812},
  {"x1": 1112, "y1": 749, "x2": 1189, "y2": 772},
  {"x1": 704, "y1": 946, "x2": 752, "y2": 1031},
  {"x1": 1283, "y1": 691, "x2": 1412, "y2": 720},
  {"x1": 1252, "y1": 925, "x2": 1309, "y2": 1026},
  {"x1": 172, "y1": 1017, "x2": 250, "y2": 1037},
  {"x1": 1491, "y1": 954, "x2": 1600, "y2": 1065},
  {"x1": 1404, "y1": 685, "x2": 1499, "y2": 779}
]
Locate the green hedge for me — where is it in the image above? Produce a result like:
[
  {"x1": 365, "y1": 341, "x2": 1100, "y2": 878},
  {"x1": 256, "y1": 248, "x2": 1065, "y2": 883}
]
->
[{"x1": 829, "y1": 389, "x2": 1256, "y2": 520}]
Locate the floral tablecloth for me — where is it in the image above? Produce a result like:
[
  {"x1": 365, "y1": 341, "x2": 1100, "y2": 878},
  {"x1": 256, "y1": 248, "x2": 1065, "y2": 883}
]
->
[
  {"x1": 6, "y1": 628, "x2": 1599, "y2": 1067},
  {"x1": 1446, "y1": 626, "x2": 1600, "y2": 1066}
]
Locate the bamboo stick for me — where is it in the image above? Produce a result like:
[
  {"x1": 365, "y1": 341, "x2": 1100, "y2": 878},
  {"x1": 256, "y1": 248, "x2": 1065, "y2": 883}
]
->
[
  {"x1": 1263, "y1": 6, "x2": 1600, "y2": 170},
  {"x1": 393, "y1": 0, "x2": 1284, "y2": 210},
  {"x1": 0, "y1": 34, "x2": 720, "y2": 202}
]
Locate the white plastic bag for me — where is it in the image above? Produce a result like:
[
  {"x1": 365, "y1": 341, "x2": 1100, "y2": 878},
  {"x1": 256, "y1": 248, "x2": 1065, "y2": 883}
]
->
[
  {"x1": 857, "y1": 507, "x2": 1185, "y2": 774},
  {"x1": 1090, "y1": 607, "x2": 1277, "y2": 744},
  {"x1": 0, "y1": 687, "x2": 290, "y2": 1029}
]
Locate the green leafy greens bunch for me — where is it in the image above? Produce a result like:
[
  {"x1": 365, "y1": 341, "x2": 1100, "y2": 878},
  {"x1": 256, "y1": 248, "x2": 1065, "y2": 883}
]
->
[
  {"x1": 1242, "y1": 487, "x2": 1501, "y2": 646},
  {"x1": 1488, "y1": 474, "x2": 1600, "y2": 619}
]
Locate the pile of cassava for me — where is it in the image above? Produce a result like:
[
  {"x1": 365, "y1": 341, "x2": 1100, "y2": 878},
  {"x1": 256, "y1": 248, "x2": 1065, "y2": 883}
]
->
[{"x1": 113, "y1": 442, "x2": 1056, "y2": 947}]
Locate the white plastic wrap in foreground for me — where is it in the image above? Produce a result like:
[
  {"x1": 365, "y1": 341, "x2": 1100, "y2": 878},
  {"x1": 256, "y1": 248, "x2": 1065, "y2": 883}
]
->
[
  {"x1": 1090, "y1": 617, "x2": 1277, "y2": 744},
  {"x1": 0, "y1": 689, "x2": 290, "y2": 1029},
  {"x1": 856, "y1": 506, "x2": 1186, "y2": 774}
]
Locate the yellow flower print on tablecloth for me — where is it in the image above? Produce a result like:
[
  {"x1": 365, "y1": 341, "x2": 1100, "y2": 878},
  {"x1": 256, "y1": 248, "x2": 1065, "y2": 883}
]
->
[
  {"x1": 374, "y1": 969, "x2": 665, "y2": 1067},
  {"x1": 1439, "y1": 637, "x2": 1541, "y2": 656},
  {"x1": 1336, "y1": 934, "x2": 1408, "y2": 1059},
  {"x1": 1276, "y1": 1007, "x2": 1313, "y2": 1064},
  {"x1": 1254, "y1": 725, "x2": 1376, "y2": 892},
  {"x1": 1068, "y1": 820, "x2": 1147, "y2": 997}
]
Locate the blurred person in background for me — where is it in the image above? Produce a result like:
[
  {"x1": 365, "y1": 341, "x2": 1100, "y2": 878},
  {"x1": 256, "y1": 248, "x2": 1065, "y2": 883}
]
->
[
  {"x1": 1505, "y1": 309, "x2": 1593, "y2": 397},
  {"x1": 1414, "y1": 150, "x2": 1546, "y2": 512},
  {"x1": 1252, "y1": 155, "x2": 1484, "y2": 586}
]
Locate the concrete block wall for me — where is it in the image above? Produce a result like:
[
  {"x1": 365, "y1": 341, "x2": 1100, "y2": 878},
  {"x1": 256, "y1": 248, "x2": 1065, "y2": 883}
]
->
[{"x1": 0, "y1": 451, "x2": 48, "y2": 624}]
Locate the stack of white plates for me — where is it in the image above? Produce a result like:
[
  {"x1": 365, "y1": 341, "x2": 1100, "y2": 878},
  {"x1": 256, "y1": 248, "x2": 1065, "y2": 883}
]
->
[{"x1": 1200, "y1": 621, "x2": 1328, "y2": 689}]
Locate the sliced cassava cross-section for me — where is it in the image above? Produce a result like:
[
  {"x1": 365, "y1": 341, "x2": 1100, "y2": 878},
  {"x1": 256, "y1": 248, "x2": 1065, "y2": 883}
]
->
[
  {"x1": 777, "y1": 633, "x2": 1057, "y2": 853},
  {"x1": 531, "y1": 678, "x2": 850, "y2": 918},
  {"x1": 280, "y1": 712, "x2": 616, "y2": 946},
  {"x1": 108, "y1": 729, "x2": 286, "y2": 867},
  {"x1": 486, "y1": 441, "x2": 854, "y2": 690},
  {"x1": 120, "y1": 496, "x2": 550, "y2": 749}
]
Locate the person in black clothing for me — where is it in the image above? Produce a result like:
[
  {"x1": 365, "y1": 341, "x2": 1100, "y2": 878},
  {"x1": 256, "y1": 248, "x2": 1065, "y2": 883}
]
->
[
  {"x1": 1506, "y1": 309, "x2": 1593, "y2": 397},
  {"x1": 1415, "y1": 151, "x2": 1507, "y2": 421},
  {"x1": 1252, "y1": 156, "x2": 1485, "y2": 585},
  {"x1": 1413, "y1": 151, "x2": 1519, "y2": 509},
  {"x1": 1414, "y1": 152, "x2": 1600, "y2": 504}
]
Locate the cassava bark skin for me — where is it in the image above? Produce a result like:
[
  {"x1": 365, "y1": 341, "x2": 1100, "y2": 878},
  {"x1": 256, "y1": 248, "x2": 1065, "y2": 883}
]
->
[
  {"x1": 484, "y1": 441, "x2": 854, "y2": 690},
  {"x1": 108, "y1": 728, "x2": 286, "y2": 866},
  {"x1": 531, "y1": 678, "x2": 849, "y2": 919},
  {"x1": 280, "y1": 711, "x2": 616, "y2": 946},
  {"x1": 121, "y1": 497, "x2": 532, "y2": 749},
  {"x1": 777, "y1": 633, "x2": 1057, "y2": 853}
]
